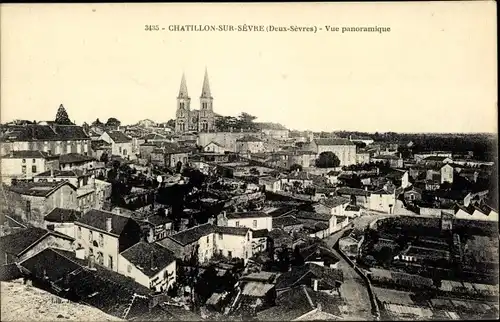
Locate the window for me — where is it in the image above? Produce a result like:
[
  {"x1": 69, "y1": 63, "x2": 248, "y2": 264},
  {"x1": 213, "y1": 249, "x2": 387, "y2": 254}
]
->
[
  {"x1": 21, "y1": 166, "x2": 26, "y2": 174},
  {"x1": 127, "y1": 265, "x2": 132, "y2": 273},
  {"x1": 245, "y1": 251, "x2": 248, "y2": 259},
  {"x1": 22, "y1": 159, "x2": 26, "y2": 163},
  {"x1": 32, "y1": 165, "x2": 37, "y2": 173},
  {"x1": 247, "y1": 234, "x2": 250, "y2": 241},
  {"x1": 32, "y1": 159, "x2": 36, "y2": 163},
  {"x1": 89, "y1": 248, "x2": 93, "y2": 256},
  {"x1": 99, "y1": 233, "x2": 104, "y2": 247},
  {"x1": 228, "y1": 251, "x2": 232, "y2": 258},
  {"x1": 89, "y1": 231, "x2": 93, "y2": 243},
  {"x1": 77, "y1": 227, "x2": 82, "y2": 239},
  {"x1": 206, "y1": 236, "x2": 209, "y2": 243},
  {"x1": 66, "y1": 144, "x2": 71, "y2": 154},
  {"x1": 108, "y1": 255, "x2": 113, "y2": 269},
  {"x1": 119, "y1": 146, "x2": 122, "y2": 153},
  {"x1": 77, "y1": 243, "x2": 82, "y2": 249},
  {"x1": 219, "y1": 250, "x2": 223, "y2": 255},
  {"x1": 25, "y1": 200, "x2": 31, "y2": 213},
  {"x1": 218, "y1": 233, "x2": 223, "y2": 240},
  {"x1": 235, "y1": 221, "x2": 240, "y2": 227},
  {"x1": 97, "y1": 252, "x2": 104, "y2": 265},
  {"x1": 253, "y1": 220, "x2": 257, "y2": 228}
]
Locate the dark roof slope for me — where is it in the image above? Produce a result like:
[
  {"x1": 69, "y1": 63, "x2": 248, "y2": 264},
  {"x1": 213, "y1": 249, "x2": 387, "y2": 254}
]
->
[
  {"x1": 120, "y1": 242, "x2": 176, "y2": 277},
  {"x1": 36, "y1": 169, "x2": 85, "y2": 177},
  {"x1": 1, "y1": 125, "x2": 89, "y2": 142},
  {"x1": 236, "y1": 135, "x2": 262, "y2": 142},
  {"x1": 299, "y1": 243, "x2": 340, "y2": 266},
  {"x1": 44, "y1": 208, "x2": 82, "y2": 223},
  {"x1": 294, "y1": 211, "x2": 330, "y2": 222},
  {"x1": 273, "y1": 215, "x2": 302, "y2": 228},
  {"x1": 313, "y1": 138, "x2": 353, "y2": 146},
  {"x1": 165, "y1": 223, "x2": 214, "y2": 246},
  {"x1": 215, "y1": 225, "x2": 249, "y2": 236},
  {"x1": 8, "y1": 181, "x2": 76, "y2": 197},
  {"x1": 59, "y1": 153, "x2": 96, "y2": 164},
  {"x1": 1, "y1": 150, "x2": 54, "y2": 159},
  {"x1": 226, "y1": 211, "x2": 271, "y2": 220},
  {"x1": 76, "y1": 209, "x2": 137, "y2": 236},
  {"x1": 336, "y1": 187, "x2": 371, "y2": 197},
  {"x1": 252, "y1": 229, "x2": 269, "y2": 238},
  {"x1": 319, "y1": 196, "x2": 351, "y2": 208},
  {"x1": 107, "y1": 131, "x2": 132, "y2": 143},
  {"x1": 275, "y1": 263, "x2": 344, "y2": 291}
]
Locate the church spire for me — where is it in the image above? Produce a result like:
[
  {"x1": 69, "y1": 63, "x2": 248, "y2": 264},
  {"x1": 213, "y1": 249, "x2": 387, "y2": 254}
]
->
[
  {"x1": 178, "y1": 73, "x2": 189, "y2": 98},
  {"x1": 201, "y1": 68, "x2": 211, "y2": 98}
]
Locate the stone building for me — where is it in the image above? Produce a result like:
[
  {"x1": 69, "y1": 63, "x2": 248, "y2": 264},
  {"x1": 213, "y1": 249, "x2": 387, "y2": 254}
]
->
[{"x1": 175, "y1": 69, "x2": 215, "y2": 133}]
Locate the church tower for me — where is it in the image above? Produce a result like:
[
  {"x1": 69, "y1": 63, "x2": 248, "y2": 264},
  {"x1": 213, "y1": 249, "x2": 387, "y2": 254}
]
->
[
  {"x1": 198, "y1": 68, "x2": 214, "y2": 132},
  {"x1": 175, "y1": 73, "x2": 191, "y2": 133}
]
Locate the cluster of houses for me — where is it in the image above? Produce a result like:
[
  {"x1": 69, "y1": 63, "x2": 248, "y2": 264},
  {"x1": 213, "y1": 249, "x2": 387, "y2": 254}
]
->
[{"x1": 0, "y1": 109, "x2": 497, "y2": 320}]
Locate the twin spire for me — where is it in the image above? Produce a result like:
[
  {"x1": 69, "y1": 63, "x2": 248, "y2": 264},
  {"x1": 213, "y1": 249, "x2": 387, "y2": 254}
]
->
[{"x1": 178, "y1": 68, "x2": 212, "y2": 99}]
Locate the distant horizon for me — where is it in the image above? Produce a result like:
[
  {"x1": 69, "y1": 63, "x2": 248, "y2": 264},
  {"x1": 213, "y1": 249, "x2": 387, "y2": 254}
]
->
[{"x1": 1, "y1": 3, "x2": 497, "y2": 134}]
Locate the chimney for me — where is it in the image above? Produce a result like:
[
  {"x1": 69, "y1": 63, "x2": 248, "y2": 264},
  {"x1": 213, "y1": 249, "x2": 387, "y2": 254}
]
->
[
  {"x1": 106, "y1": 217, "x2": 112, "y2": 232},
  {"x1": 313, "y1": 279, "x2": 318, "y2": 291},
  {"x1": 50, "y1": 169, "x2": 54, "y2": 177},
  {"x1": 75, "y1": 248, "x2": 85, "y2": 260}
]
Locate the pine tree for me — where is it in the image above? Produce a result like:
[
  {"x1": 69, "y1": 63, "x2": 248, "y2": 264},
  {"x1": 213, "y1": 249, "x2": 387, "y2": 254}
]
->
[{"x1": 54, "y1": 104, "x2": 73, "y2": 125}]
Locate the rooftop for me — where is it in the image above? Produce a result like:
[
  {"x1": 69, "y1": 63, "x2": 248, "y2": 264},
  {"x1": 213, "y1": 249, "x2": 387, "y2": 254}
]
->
[
  {"x1": 8, "y1": 181, "x2": 76, "y2": 197},
  {"x1": 76, "y1": 209, "x2": 138, "y2": 236},
  {"x1": 44, "y1": 207, "x2": 82, "y2": 223},
  {"x1": 318, "y1": 196, "x2": 351, "y2": 208},
  {"x1": 313, "y1": 138, "x2": 354, "y2": 146},
  {"x1": 162, "y1": 223, "x2": 214, "y2": 246},
  {"x1": 0, "y1": 124, "x2": 89, "y2": 142},
  {"x1": 273, "y1": 215, "x2": 302, "y2": 228},
  {"x1": 59, "y1": 153, "x2": 96, "y2": 164},
  {"x1": 120, "y1": 242, "x2": 176, "y2": 278},
  {"x1": 226, "y1": 211, "x2": 271, "y2": 220},
  {"x1": 2, "y1": 150, "x2": 55, "y2": 159}
]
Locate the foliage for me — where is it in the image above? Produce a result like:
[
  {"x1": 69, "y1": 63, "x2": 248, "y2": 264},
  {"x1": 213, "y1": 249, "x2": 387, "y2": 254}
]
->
[
  {"x1": 291, "y1": 246, "x2": 305, "y2": 266},
  {"x1": 290, "y1": 164, "x2": 303, "y2": 172},
  {"x1": 315, "y1": 151, "x2": 341, "y2": 168},
  {"x1": 91, "y1": 118, "x2": 104, "y2": 127},
  {"x1": 166, "y1": 119, "x2": 176, "y2": 128},
  {"x1": 54, "y1": 104, "x2": 73, "y2": 125},
  {"x1": 276, "y1": 247, "x2": 291, "y2": 272},
  {"x1": 105, "y1": 117, "x2": 121, "y2": 128},
  {"x1": 249, "y1": 167, "x2": 260, "y2": 176},
  {"x1": 214, "y1": 112, "x2": 258, "y2": 132},
  {"x1": 100, "y1": 152, "x2": 109, "y2": 163}
]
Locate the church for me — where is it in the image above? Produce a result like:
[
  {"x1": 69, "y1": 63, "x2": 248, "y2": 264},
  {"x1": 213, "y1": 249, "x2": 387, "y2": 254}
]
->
[{"x1": 175, "y1": 69, "x2": 215, "y2": 133}]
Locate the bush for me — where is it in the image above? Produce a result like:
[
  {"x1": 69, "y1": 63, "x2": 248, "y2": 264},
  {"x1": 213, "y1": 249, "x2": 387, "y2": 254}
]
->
[{"x1": 315, "y1": 151, "x2": 341, "y2": 168}]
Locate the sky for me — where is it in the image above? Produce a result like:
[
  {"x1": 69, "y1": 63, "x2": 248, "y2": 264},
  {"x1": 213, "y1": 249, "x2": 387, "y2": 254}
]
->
[{"x1": 1, "y1": 2, "x2": 497, "y2": 133}]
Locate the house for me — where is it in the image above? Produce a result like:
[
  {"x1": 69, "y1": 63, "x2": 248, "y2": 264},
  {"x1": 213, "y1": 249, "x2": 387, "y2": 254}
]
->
[
  {"x1": 335, "y1": 216, "x2": 349, "y2": 230},
  {"x1": 44, "y1": 208, "x2": 82, "y2": 238},
  {"x1": 157, "y1": 223, "x2": 253, "y2": 264},
  {"x1": 256, "y1": 122, "x2": 290, "y2": 140},
  {"x1": 313, "y1": 196, "x2": 350, "y2": 217},
  {"x1": 299, "y1": 243, "x2": 341, "y2": 269},
  {"x1": 236, "y1": 136, "x2": 265, "y2": 154},
  {"x1": 272, "y1": 215, "x2": 303, "y2": 233},
  {"x1": 384, "y1": 170, "x2": 410, "y2": 189},
  {"x1": 294, "y1": 211, "x2": 336, "y2": 236},
  {"x1": 220, "y1": 211, "x2": 273, "y2": 231},
  {"x1": 338, "y1": 235, "x2": 363, "y2": 259},
  {"x1": 336, "y1": 187, "x2": 371, "y2": 208},
  {"x1": 306, "y1": 138, "x2": 357, "y2": 166},
  {"x1": 118, "y1": 241, "x2": 176, "y2": 293},
  {"x1": 419, "y1": 155, "x2": 453, "y2": 166},
  {"x1": 99, "y1": 131, "x2": 134, "y2": 159},
  {"x1": 259, "y1": 176, "x2": 282, "y2": 192},
  {"x1": 0, "y1": 150, "x2": 59, "y2": 184},
  {"x1": 274, "y1": 263, "x2": 344, "y2": 295},
  {"x1": 368, "y1": 188, "x2": 396, "y2": 214},
  {"x1": 371, "y1": 154, "x2": 404, "y2": 168},
  {"x1": 344, "y1": 205, "x2": 361, "y2": 218},
  {"x1": 268, "y1": 229, "x2": 293, "y2": 258},
  {"x1": 440, "y1": 164, "x2": 454, "y2": 184},
  {"x1": 149, "y1": 143, "x2": 190, "y2": 168},
  {"x1": 0, "y1": 123, "x2": 91, "y2": 157},
  {"x1": 58, "y1": 153, "x2": 101, "y2": 173},
  {"x1": 256, "y1": 285, "x2": 342, "y2": 321},
  {"x1": 7, "y1": 181, "x2": 78, "y2": 226},
  {"x1": 0, "y1": 227, "x2": 74, "y2": 265},
  {"x1": 403, "y1": 186, "x2": 423, "y2": 203},
  {"x1": 252, "y1": 229, "x2": 270, "y2": 253},
  {"x1": 90, "y1": 139, "x2": 112, "y2": 160},
  {"x1": 203, "y1": 141, "x2": 226, "y2": 153},
  {"x1": 141, "y1": 214, "x2": 173, "y2": 242},
  {"x1": 356, "y1": 151, "x2": 371, "y2": 164},
  {"x1": 74, "y1": 209, "x2": 143, "y2": 272},
  {"x1": 325, "y1": 170, "x2": 341, "y2": 185}
]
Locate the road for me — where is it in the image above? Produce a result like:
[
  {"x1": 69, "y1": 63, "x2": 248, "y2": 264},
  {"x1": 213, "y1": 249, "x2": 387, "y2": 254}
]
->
[{"x1": 324, "y1": 213, "x2": 393, "y2": 321}]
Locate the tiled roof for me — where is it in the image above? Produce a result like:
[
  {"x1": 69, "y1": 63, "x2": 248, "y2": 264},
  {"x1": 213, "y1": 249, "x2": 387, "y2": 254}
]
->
[
  {"x1": 226, "y1": 211, "x2": 270, "y2": 220},
  {"x1": 336, "y1": 187, "x2": 371, "y2": 197},
  {"x1": 165, "y1": 223, "x2": 214, "y2": 246},
  {"x1": 59, "y1": 153, "x2": 96, "y2": 164},
  {"x1": 252, "y1": 229, "x2": 269, "y2": 238},
  {"x1": 90, "y1": 139, "x2": 111, "y2": 150},
  {"x1": 294, "y1": 211, "x2": 330, "y2": 222},
  {"x1": 0, "y1": 227, "x2": 73, "y2": 260},
  {"x1": 215, "y1": 225, "x2": 249, "y2": 236},
  {"x1": 142, "y1": 133, "x2": 167, "y2": 140},
  {"x1": 236, "y1": 135, "x2": 263, "y2": 142},
  {"x1": 319, "y1": 196, "x2": 350, "y2": 208},
  {"x1": 275, "y1": 263, "x2": 344, "y2": 291},
  {"x1": 204, "y1": 141, "x2": 224, "y2": 148},
  {"x1": 313, "y1": 138, "x2": 353, "y2": 146},
  {"x1": 8, "y1": 181, "x2": 76, "y2": 197},
  {"x1": 44, "y1": 207, "x2": 82, "y2": 223},
  {"x1": 273, "y1": 215, "x2": 302, "y2": 228},
  {"x1": 76, "y1": 209, "x2": 137, "y2": 236},
  {"x1": 1, "y1": 124, "x2": 89, "y2": 142},
  {"x1": 120, "y1": 242, "x2": 176, "y2": 278},
  {"x1": 107, "y1": 131, "x2": 132, "y2": 143},
  {"x1": 372, "y1": 154, "x2": 401, "y2": 160},
  {"x1": 2, "y1": 150, "x2": 54, "y2": 159},
  {"x1": 145, "y1": 214, "x2": 172, "y2": 226},
  {"x1": 423, "y1": 156, "x2": 451, "y2": 161},
  {"x1": 299, "y1": 243, "x2": 340, "y2": 266},
  {"x1": 36, "y1": 169, "x2": 85, "y2": 177}
]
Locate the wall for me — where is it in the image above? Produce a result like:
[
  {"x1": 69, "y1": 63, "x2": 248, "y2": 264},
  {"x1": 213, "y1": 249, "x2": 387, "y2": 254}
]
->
[
  {"x1": 368, "y1": 193, "x2": 396, "y2": 214},
  {"x1": 308, "y1": 142, "x2": 357, "y2": 166},
  {"x1": 198, "y1": 132, "x2": 263, "y2": 152},
  {"x1": 236, "y1": 141, "x2": 265, "y2": 154},
  {"x1": 261, "y1": 129, "x2": 289, "y2": 140},
  {"x1": 1, "y1": 157, "x2": 48, "y2": 183},
  {"x1": 4, "y1": 139, "x2": 90, "y2": 156},
  {"x1": 118, "y1": 255, "x2": 176, "y2": 292},
  {"x1": 166, "y1": 152, "x2": 189, "y2": 168},
  {"x1": 45, "y1": 222, "x2": 76, "y2": 239},
  {"x1": 204, "y1": 143, "x2": 226, "y2": 153},
  {"x1": 215, "y1": 231, "x2": 253, "y2": 264},
  {"x1": 18, "y1": 234, "x2": 74, "y2": 263},
  {"x1": 75, "y1": 225, "x2": 119, "y2": 271},
  {"x1": 227, "y1": 217, "x2": 272, "y2": 231},
  {"x1": 440, "y1": 165, "x2": 454, "y2": 184}
]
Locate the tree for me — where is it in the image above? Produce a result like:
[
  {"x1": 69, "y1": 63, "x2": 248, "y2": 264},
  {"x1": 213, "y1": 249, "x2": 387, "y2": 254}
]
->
[
  {"x1": 291, "y1": 246, "x2": 305, "y2": 266},
  {"x1": 215, "y1": 115, "x2": 239, "y2": 132},
  {"x1": 176, "y1": 161, "x2": 183, "y2": 173},
  {"x1": 236, "y1": 112, "x2": 258, "y2": 130},
  {"x1": 166, "y1": 119, "x2": 176, "y2": 128},
  {"x1": 277, "y1": 248, "x2": 291, "y2": 272},
  {"x1": 105, "y1": 117, "x2": 121, "y2": 128},
  {"x1": 249, "y1": 168, "x2": 260, "y2": 176},
  {"x1": 54, "y1": 104, "x2": 73, "y2": 125},
  {"x1": 315, "y1": 151, "x2": 341, "y2": 168},
  {"x1": 100, "y1": 152, "x2": 109, "y2": 164},
  {"x1": 91, "y1": 118, "x2": 104, "y2": 127},
  {"x1": 290, "y1": 164, "x2": 302, "y2": 172}
]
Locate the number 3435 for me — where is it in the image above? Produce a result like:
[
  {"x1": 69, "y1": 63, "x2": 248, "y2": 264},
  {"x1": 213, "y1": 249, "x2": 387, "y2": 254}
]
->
[{"x1": 145, "y1": 25, "x2": 160, "y2": 31}]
